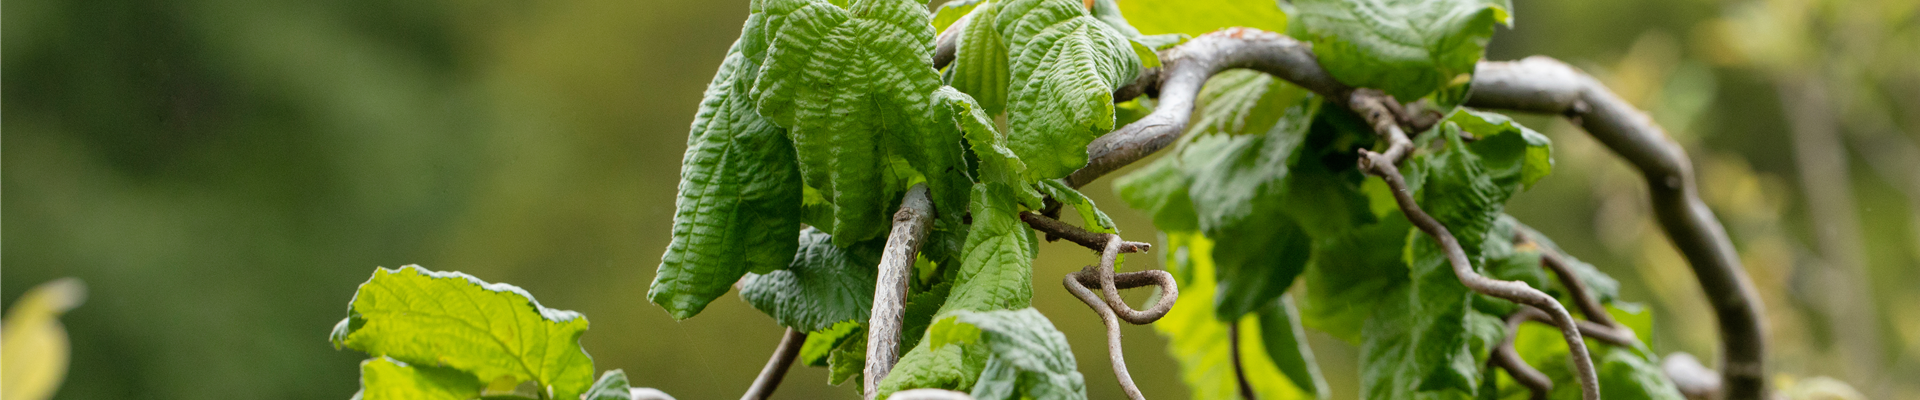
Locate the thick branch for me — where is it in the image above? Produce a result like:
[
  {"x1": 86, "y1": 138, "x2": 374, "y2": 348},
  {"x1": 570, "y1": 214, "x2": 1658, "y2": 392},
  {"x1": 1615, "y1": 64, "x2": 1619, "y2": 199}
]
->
[
  {"x1": 1359, "y1": 151, "x2": 1600, "y2": 400},
  {"x1": 1066, "y1": 28, "x2": 1347, "y2": 188},
  {"x1": 865, "y1": 184, "x2": 935, "y2": 399},
  {"x1": 742, "y1": 328, "x2": 808, "y2": 400},
  {"x1": 1468, "y1": 57, "x2": 1767, "y2": 400}
]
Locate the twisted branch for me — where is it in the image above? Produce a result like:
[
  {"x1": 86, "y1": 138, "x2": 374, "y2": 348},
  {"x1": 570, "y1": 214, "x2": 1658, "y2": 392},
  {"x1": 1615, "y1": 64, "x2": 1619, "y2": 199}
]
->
[
  {"x1": 1494, "y1": 312, "x2": 1554, "y2": 400},
  {"x1": 866, "y1": 184, "x2": 935, "y2": 399},
  {"x1": 1359, "y1": 148, "x2": 1600, "y2": 400},
  {"x1": 742, "y1": 328, "x2": 808, "y2": 400},
  {"x1": 1063, "y1": 235, "x2": 1179, "y2": 400},
  {"x1": 1019, "y1": 211, "x2": 1152, "y2": 254}
]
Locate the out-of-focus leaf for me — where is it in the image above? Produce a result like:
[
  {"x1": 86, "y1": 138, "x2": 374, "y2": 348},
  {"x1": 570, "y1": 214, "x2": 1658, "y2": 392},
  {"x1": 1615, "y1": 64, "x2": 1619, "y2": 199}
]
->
[
  {"x1": 1290, "y1": 0, "x2": 1512, "y2": 100},
  {"x1": 1117, "y1": 0, "x2": 1289, "y2": 38},
  {"x1": 929, "y1": 308, "x2": 1087, "y2": 400},
  {"x1": 934, "y1": 0, "x2": 986, "y2": 32},
  {"x1": 739, "y1": 227, "x2": 882, "y2": 332},
  {"x1": 1258, "y1": 296, "x2": 1330, "y2": 399},
  {"x1": 800, "y1": 321, "x2": 864, "y2": 367},
  {"x1": 1, "y1": 278, "x2": 86, "y2": 400},
  {"x1": 1114, "y1": 154, "x2": 1199, "y2": 233},
  {"x1": 1183, "y1": 97, "x2": 1321, "y2": 320},
  {"x1": 332, "y1": 265, "x2": 595, "y2": 400},
  {"x1": 1298, "y1": 216, "x2": 1411, "y2": 343},
  {"x1": 357, "y1": 357, "x2": 483, "y2": 400},
  {"x1": 581, "y1": 370, "x2": 639, "y2": 400},
  {"x1": 1156, "y1": 233, "x2": 1319, "y2": 400}
]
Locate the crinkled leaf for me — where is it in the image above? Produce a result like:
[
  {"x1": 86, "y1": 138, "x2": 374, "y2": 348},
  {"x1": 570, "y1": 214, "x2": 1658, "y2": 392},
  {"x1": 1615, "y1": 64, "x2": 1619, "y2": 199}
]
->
[
  {"x1": 1258, "y1": 296, "x2": 1330, "y2": 399},
  {"x1": 938, "y1": 87, "x2": 1043, "y2": 207},
  {"x1": 929, "y1": 309, "x2": 1087, "y2": 400},
  {"x1": 1156, "y1": 233, "x2": 1319, "y2": 400},
  {"x1": 1291, "y1": 0, "x2": 1512, "y2": 100},
  {"x1": 1448, "y1": 110, "x2": 1552, "y2": 189},
  {"x1": 949, "y1": 1, "x2": 1012, "y2": 115},
  {"x1": 1116, "y1": 0, "x2": 1289, "y2": 38},
  {"x1": 900, "y1": 281, "x2": 955, "y2": 353},
  {"x1": 828, "y1": 328, "x2": 869, "y2": 386},
  {"x1": 333, "y1": 266, "x2": 595, "y2": 400},
  {"x1": 1187, "y1": 70, "x2": 1311, "y2": 139},
  {"x1": 998, "y1": 0, "x2": 1144, "y2": 179},
  {"x1": 1392, "y1": 234, "x2": 1505, "y2": 396},
  {"x1": 357, "y1": 357, "x2": 483, "y2": 400},
  {"x1": 753, "y1": 0, "x2": 969, "y2": 244},
  {"x1": 1471, "y1": 216, "x2": 1550, "y2": 316},
  {"x1": 739, "y1": 227, "x2": 882, "y2": 332},
  {"x1": 652, "y1": 32, "x2": 804, "y2": 320},
  {"x1": 878, "y1": 183, "x2": 1037, "y2": 397},
  {"x1": 1298, "y1": 215, "x2": 1411, "y2": 342},
  {"x1": 1036, "y1": 180, "x2": 1116, "y2": 233},
  {"x1": 1358, "y1": 288, "x2": 1506, "y2": 400}
]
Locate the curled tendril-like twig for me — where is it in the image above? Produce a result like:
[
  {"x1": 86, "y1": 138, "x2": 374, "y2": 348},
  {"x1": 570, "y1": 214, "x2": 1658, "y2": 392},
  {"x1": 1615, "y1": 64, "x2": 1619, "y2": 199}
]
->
[{"x1": 1062, "y1": 234, "x2": 1177, "y2": 400}]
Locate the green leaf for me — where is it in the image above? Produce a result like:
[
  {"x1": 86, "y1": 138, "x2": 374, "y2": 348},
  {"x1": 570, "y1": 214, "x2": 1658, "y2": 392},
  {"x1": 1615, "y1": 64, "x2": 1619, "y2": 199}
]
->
[
  {"x1": 582, "y1": 370, "x2": 638, "y2": 400},
  {"x1": 1290, "y1": 0, "x2": 1513, "y2": 100},
  {"x1": 1447, "y1": 110, "x2": 1552, "y2": 189},
  {"x1": 937, "y1": 87, "x2": 1044, "y2": 208},
  {"x1": 928, "y1": 309, "x2": 1087, "y2": 400},
  {"x1": 1187, "y1": 70, "x2": 1311, "y2": 139},
  {"x1": 357, "y1": 357, "x2": 484, "y2": 400},
  {"x1": 1116, "y1": 0, "x2": 1289, "y2": 38},
  {"x1": 948, "y1": 1, "x2": 1012, "y2": 115},
  {"x1": 1471, "y1": 216, "x2": 1549, "y2": 316},
  {"x1": 878, "y1": 183, "x2": 1038, "y2": 397},
  {"x1": 1509, "y1": 320, "x2": 1683, "y2": 400},
  {"x1": 900, "y1": 280, "x2": 955, "y2": 353},
  {"x1": 828, "y1": 328, "x2": 869, "y2": 386},
  {"x1": 1511, "y1": 220, "x2": 1620, "y2": 305},
  {"x1": 1401, "y1": 125, "x2": 1506, "y2": 257},
  {"x1": 334, "y1": 266, "x2": 595, "y2": 400},
  {"x1": 1113, "y1": 154, "x2": 1199, "y2": 233},
  {"x1": 933, "y1": 0, "x2": 986, "y2": 33},
  {"x1": 1182, "y1": 97, "x2": 1321, "y2": 320},
  {"x1": 739, "y1": 227, "x2": 883, "y2": 332},
  {"x1": 1036, "y1": 180, "x2": 1116, "y2": 233},
  {"x1": 1257, "y1": 296, "x2": 1330, "y2": 399},
  {"x1": 999, "y1": 0, "x2": 1144, "y2": 179},
  {"x1": 753, "y1": 0, "x2": 970, "y2": 244},
  {"x1": 1394, "y1": 234, "x2": 1505, "y2": 396},
  {"x1": 652, "y1": 30, "x2": 805, "y2": 320},
  {"x1": 800, "y1": 321, "x2": 863, "y2": 367},
  {"x1": 1298, "y1": 214, "x2": 1411, "y2": 342},
  {"x1": 1155, "y1": 232, "x2": 1320, "y2": 400},
  {"x1": 1357, "y1": 289, "x2": 1506, "y2": 400}
]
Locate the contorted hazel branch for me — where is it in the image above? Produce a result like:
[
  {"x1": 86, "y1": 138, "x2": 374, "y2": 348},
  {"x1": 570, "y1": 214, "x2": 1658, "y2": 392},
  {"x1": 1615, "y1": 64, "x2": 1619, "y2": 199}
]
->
[
  {"x1": 742, "y1": 328, "x2": 807, "y2": 400},
  {"x1": 866, "y1": 184, "x2": 935, "y2": 399},
  {"x1": 1063, "y1": 235, "x2": 1177, "y2": 400},
  {"x1": 937, "y1": 25, "x2": 1766, "y2": 400},
  {"x1": 1359, "y1": 147, "x2": 1601, "y2": 400}
]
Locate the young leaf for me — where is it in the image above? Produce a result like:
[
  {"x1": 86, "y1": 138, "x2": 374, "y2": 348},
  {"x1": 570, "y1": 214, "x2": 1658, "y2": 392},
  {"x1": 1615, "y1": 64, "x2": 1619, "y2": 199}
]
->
[
  {"x1": 652, "y1": 33, "x2": 805, "y2": 320},
  {"x1": 739, "y1": 227, "x2": 883, "y2": 332},
  {"x1": 357, "y1": 357, "x2": 483, "y2": 400},
  {"x1": 753, "y1": 0, "x2": 970, "y2": 244},
  {"x1": 1155, "y1": 232, "x2": 1321, "y2": 400},
  {"x1": 1290, "y1": 0, "x2": 1513, "y2": 100},
  {"x1": 333, "y1": 266, "x2": 595, "y2": 400},
  {"x1": 800, "y1": 321, "x2": 864, "y2": 367},
  {"x1": 929, "y1": 309, "x2": 1088, "y2": 400},
  {"x1": 948, "y1": 1, "x2": 1012, "y2": 114},
  {"x1": 1117, "y1": 0, "x2": 1289, "y2": 40}
]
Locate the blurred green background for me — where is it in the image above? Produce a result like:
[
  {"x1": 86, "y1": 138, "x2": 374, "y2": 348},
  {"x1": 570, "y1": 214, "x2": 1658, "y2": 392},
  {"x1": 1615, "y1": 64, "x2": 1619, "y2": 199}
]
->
[{"x1": 3, "y1": 0, "x2": 1915, "y2": 399}]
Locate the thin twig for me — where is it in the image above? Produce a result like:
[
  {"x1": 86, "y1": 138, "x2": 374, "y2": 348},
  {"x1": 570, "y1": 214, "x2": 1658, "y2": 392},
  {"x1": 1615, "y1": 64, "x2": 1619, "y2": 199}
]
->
[
  {"x1": 1065, "y1": 267, "x2": 1178, "y2": 400},
  {"x1": 865, "y1": 184, "x2": 935, "y2": 399},
  {"x1": 1494, "y1": 312, "x2": 1552, "y2": 400},
  {"x1": 1358, "y1": 149, "x2": 1600, "y2": 400},
  {"x1": 742, "y1": 328, "x2": 808, "y2": 400},
  {"x1": 1229, "y1": 323, "x2": 1258, "y2": 400},
  {"x1": 1470, "y1": 57, "x2": 1767, "y2": 400},
  {"x1": 1516, "y1": 232, "x2": 1620, "y2": 328},
  {"x1": 1018, "y1": 211, "x2": 1152, "y2": 254},
  {"x1": 1096, "y1": 235, "x2": 1174, "y2": 324}
]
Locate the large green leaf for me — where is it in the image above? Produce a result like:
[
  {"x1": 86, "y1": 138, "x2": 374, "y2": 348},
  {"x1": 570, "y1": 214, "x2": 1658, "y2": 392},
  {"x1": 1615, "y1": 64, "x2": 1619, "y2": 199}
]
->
[
  {"x1": 356, "y1": 357, "x2": 483, "y2": 400},
  {"x1": 1298, "y1": 215, "x2": 1411, "y2": 343},
  {"x1": 1357, "y1": 284, "x2": 1505, "y2": 400},
  {"x1": 929, "y1": 308, "x2": 1087, "y2": 400},
  {"x1": 739, "y1": 227, "x2": 883, "y2": 332},
  {"x1": 1257, "y1": 296, "x2": 1329, "y2": 399},
  {"x1": 1290, "y1": 0, "x2": 1513, "y2": 100},
  {"x1": 1113, "y1": 154, "x2": 1199, "y2": 233},
  {"x1": 948, "y1": 1, "x2": 1012, "y2": 115},
  {"x1": 332, "y1": 266, "x2": 595, "y2": 400},
  {"x1": 1155, "y1": 233, "x2": 1319, "y2": 400},
  {"x1": 1182, "y1": 97, "x2": 1321, "y2": 320},
  {"x1": 878, "y1": 183, "x2": 1038, "y2": 397},
  {"x1": 1117, "y1": 0, "x2": 1288, "y2": 43},
  {"x1": 753, "y1": 0, "x2": 970, "y2": 244},
  {"x1": 651, "y1": 28, "x2": 805, "y2": 320}
]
